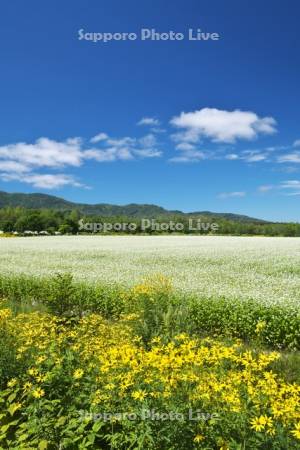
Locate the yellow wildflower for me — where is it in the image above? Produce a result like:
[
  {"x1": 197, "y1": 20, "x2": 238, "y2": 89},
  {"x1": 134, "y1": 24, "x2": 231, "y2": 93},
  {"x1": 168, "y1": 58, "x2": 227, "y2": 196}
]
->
[
  {"x1": 131, "y1": 390, "x2": 147, "y2": 401},
  {"x1": 7, "y1": 378, "x2": 17, "y2": 388},
  {"x1": 291, "y1": 423, "x2": 300, "y2": 440},
  {"x1": 193, "y1": 434, "x2": 205, "y2": 443},
  {"x1": 73, "y1": 369, "x2": 84, "y2": 380},
  {"x1": 255, "y1": 320, "x2": 266, "y2": 334},
  {"x1": 32, "y1": 388, "x2": 45, "y2": 398},
  {"x1": 250, "y1": 415, "x2": 272, "y2": 432}
]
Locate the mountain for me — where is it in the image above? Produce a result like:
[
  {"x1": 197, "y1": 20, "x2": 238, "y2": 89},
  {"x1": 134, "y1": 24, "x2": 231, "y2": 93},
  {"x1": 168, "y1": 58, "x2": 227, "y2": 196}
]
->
[
  {"x1": 188, "y1": 211, "x2": 266, "y2": 223},
  {"x1": 0, "y1": 191, "x2": 267, "y2": 222}
]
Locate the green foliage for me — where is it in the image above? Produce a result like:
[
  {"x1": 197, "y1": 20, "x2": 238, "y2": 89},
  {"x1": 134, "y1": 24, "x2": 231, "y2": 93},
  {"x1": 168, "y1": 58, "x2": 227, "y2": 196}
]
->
[
  {"x1": 0, "y1": 273, "x2": 300, "y2": 349},
  {"x1": 46, "y1": 273, "x2": 77, "y2": 317},
  {"x1": 188, "y1": 296, "x2": 300, "y2": 350},
  {"x1": 0, "y1": 310, "x2": 299, "y2": 449},
  {"x1": 124, "y1": 276, "x2": 192, "y2": 345},
  {"x1": 0, "y1": 326, "x2": 20, "y2": 387},
  {"x1": 0, "y1": 274, "x2": 125, "y2": 320},
  {"x1": 1, "y1": 199, "x2": 300, "y2": 236},
  {"x1": 116, "y1": 276, "x2": 300, "y2": 350},
  {"x1": 1, "y1": 275, "x2": 300, "y2": 449},
  {"x1": 270, "y1": 351, "x2": 300, "y2": 383}
]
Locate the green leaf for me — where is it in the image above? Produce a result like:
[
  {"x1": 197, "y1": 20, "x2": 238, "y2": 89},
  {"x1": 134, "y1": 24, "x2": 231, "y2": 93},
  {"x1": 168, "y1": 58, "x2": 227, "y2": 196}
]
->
[
  {"x1": 0, "y1": 424, "x2": 10, "y2": 434},
  {"x1": 8, "y1": 403, "x2": 20, "y2": 416},
  {"x1": 55, "y1": 416, "x2": 67, "y2": 427},
  {"x1": 18, "y1": 433, "x2": 29, "y2": 442},
  {"x1": 7, "y1": 392, "x2": 17, "y2": 403},
  {"x1": 92, "y1": 421, "x2": 103, "y2": 433},
  {"x1": 87, "y1": 433, "x2": 95, "y2": 444},
  {"x1": 38, "y1": 440, "x2": 48, "y2": 450}
]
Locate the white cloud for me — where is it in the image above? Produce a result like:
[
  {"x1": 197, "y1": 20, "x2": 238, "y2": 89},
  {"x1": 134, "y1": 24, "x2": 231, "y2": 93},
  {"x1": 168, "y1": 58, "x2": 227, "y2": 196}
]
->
[
  {"x1": 256, "y1": 180, "x2": 300, "y2": 196},
  {"x1": 277, "y1": 152, "x2": 300, "y2": 163},
  {"x1": 280, "y1": 180, "x2": 300, "y2": 189},
  {"x1": 218, "y1": 191, "x2": 246, "y2": 199},
  {"x1": 0, "y1": 161, "x2": 30, "y2": 173},
  {"x1": 0, "y1": 132, "x2": 162, "y2": 189},
  {"x1": 258, "y1": 185, "x2": 274, "y2": 192},
  {"x1": 169, "y1": 150, "x2": 206, "y2": 163},
  {"x1": 243, "y1": 152, "x2": 267, "y2": 162},
  {"x1": 139, "y1": 133, "x2": 157, "y2": 148},
  {"x1": 137, "y1": 117, "x2": 160, "y2": 126},
  {"x1": 151, "y1": 127, "x2": 166, "y2": 134},
  {"x1": 134, "y1": 148, "x2": 162, "y2": 158},
  {"x1": 223, "y1": 144, "x2": 297, "y2": 165},
  {"x1": 169, "y1": 137, "x2": 208, "y2": 163},
  {"x1": 170, "y1": 130, "x2": 200, "y2": 144},
  {"x1": 0, "y1": 173, "x2": 84, "y2": 189},
  {"x1": 106, "y1": 137, "x2": 136, "y2": 147},
  {"x1": 83, "y1": 148, "x2": 132, "y2": 162},
  {"x1": 225, "y1": 153, "x2": 239, "y2": 160},
  {"x1": 279, "y1": 180, "x2": 300, "y2": 196},
  {"x1": 266, "y1": 145, "x2": 289, "y2": 152},
  {"x1": 90, "y1": 133, "x2": 108, "y2": 143},
  {"x1": 85, "y1": 133, "x2": 162, "y2": 162},
  {"x1": 175, "y1": 143, "x2": 196, "y2": 151},
  {"x1": 0, "y1": 137, "x2": 84, "y2": 170},
  {"x1": 170, "y1": 108, "x2": 277, "y2": 144},
  {"x1": 293, "y1": 139, "x2": 300, "y2": 147},
  {"x1": 0, "y1": 137, "x2": 92, "y2": 189},
  {"x1": 225, "y1": 150, "x2": 268, "y2": 163}
]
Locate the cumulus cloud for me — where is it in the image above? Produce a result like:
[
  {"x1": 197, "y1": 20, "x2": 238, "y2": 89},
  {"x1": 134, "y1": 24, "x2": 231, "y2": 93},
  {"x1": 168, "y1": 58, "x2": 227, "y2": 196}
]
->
[
  {"x1": 0, "y1": 137, "x2": 83, "y2": 170},
  {"x1": 0, "y1": 132, "x2": 162, "y2": 189},
  {"x1": 0, "y1": 161, "x2": 30, "y2": 173},
  {"x1": 218, "y1": 191, "x2": 246, "y2": 199},
  {"x1": 170, "y1": 108, "x2": 277, "y2": 144},
  {"x1": 0, "y1": 106, "x2": 289, "y2": 189}
]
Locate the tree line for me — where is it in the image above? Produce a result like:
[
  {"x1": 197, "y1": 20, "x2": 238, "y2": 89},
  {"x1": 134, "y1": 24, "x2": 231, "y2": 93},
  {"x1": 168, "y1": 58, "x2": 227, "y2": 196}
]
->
[{"x1": 0, "y1": 206, "x2": 300, "y2": 236}]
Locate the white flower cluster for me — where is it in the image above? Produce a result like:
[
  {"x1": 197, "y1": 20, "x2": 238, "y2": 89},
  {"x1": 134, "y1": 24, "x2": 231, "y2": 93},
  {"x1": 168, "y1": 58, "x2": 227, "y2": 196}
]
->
[{"x1": 0, "y1": 235, "x2": 299, "y2": 308}]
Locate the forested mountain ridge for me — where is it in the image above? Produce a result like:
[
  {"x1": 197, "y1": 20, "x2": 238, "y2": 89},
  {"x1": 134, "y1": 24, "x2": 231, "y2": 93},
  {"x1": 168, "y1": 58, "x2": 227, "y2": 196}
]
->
[{"x1": 0, "y1": 191, "x2": 264, "y2": 222}]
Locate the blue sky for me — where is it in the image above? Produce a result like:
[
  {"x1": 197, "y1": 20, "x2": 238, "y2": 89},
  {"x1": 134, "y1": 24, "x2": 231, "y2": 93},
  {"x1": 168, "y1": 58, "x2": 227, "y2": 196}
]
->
[{"x1": 0, "y1": 0, "x2": 300, "y2": 221}]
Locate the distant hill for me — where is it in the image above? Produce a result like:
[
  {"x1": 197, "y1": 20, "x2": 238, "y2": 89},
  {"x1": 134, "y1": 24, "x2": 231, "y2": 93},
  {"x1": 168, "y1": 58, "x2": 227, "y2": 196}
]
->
[
  {"x1": 188, "y1": 211, "x2": 267, "y2": 223},
  {"x1": 0, "y1": 191, "x2": 267, "y2": 222}
]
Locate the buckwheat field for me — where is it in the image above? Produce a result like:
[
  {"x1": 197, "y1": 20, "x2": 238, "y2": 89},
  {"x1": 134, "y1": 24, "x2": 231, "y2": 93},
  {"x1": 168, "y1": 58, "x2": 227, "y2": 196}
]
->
[{"x1": 1, "y1": 235, "x2": 300, "y2": 306}]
